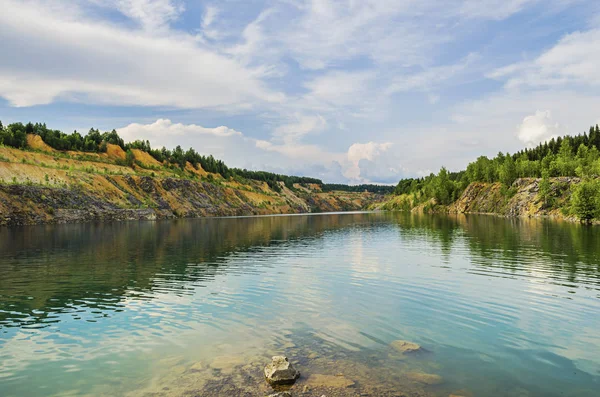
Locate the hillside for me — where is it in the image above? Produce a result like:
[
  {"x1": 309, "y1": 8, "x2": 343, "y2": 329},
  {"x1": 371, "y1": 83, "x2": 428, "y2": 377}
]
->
[
  {"x1": 379, "y1": 124, "x2": 600, "y2": 224},
  {"x1": 375, "y1": 176, "x2": 599, "y2": 224},
  {"x1": 0, "y1": 137, "x2": 383, "y2": 226}
]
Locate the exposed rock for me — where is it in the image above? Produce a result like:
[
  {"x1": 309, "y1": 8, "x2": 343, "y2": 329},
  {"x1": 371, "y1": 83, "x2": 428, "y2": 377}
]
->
[
  {"x1": 267, "y1": 392, "x2": 292, "y2": 397},
  {"x1": 390, "y1": 340, "x2": 422, "y2": 354},
  {"x1": 305, "y1": 374, "x2": 355, "y2": 388},
  {"x1": 406, "y1": 372, "x2": 443, "y2": 385},
  {"x1": 264, "y1": 356, "x2": 300, "y2": 385}
]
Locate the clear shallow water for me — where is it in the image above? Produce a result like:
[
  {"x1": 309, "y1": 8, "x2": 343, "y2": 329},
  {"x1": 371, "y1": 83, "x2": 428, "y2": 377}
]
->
[{"x1": 0, "y1": 212, "x2": 599, "y2": 396}]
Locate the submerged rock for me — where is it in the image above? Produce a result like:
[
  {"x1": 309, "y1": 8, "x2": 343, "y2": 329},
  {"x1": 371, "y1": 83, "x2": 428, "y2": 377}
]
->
[
  {"x1": 264, "y1": 356, "x2": 300, "y2": 385},
  {"x1": 390, "y1": 340, "x2": 422, "y2": 354},
  {"x1": 306, "y1": 374, "x2": 355, "y2": 388},
  {"x1": 407, "y1": 372, "x2": 443, "y2": 385}
]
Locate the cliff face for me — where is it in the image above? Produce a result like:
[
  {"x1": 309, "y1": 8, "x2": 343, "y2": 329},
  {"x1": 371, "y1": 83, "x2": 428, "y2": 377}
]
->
[
  {"x1": 448, "y1": 177, "x2": 576, "y2": 219},
  {"x1": 0, "y1": 142, "x2": 381, "y2": 226},
  {"x1": 376, "y1": 177, "x2": 584, "y2": 222}
]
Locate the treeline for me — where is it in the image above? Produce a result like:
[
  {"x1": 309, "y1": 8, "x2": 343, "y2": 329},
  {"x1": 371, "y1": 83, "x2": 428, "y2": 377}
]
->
[
  {"x1": 322, "y1": 183, "x2": 395, "y2": 194},
  {"x1": 393, "y1": 125, "x2": 600, "y2": 221},
  {"x1": 0, "y1": 121, "x2": 325, "y2": 188},
  {"x1": 0, "y1": 122, "x2": 125, "y2": 152}
]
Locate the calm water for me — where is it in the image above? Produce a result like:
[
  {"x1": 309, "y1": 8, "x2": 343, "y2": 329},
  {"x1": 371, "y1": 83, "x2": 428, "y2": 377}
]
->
[{"x1": 0, "y1": 212, "x2": 599, "y2": 396}]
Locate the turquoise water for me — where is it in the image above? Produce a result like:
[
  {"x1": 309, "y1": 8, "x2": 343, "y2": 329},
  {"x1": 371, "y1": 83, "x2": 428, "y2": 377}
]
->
[{"x1": 0, "y1": 212, "x2": 599, "y2": 396}]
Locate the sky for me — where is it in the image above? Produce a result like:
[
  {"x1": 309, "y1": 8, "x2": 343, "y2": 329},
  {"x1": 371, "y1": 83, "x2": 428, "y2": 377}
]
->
[{"x1": 1, "y1": 0, "x2": 600, "y2": 184}]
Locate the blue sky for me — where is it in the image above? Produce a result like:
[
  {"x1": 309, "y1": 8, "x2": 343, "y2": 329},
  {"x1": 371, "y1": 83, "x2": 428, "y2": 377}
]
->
[{"x1": 1, "y1": 0, "x2": 600, "y2": 183}]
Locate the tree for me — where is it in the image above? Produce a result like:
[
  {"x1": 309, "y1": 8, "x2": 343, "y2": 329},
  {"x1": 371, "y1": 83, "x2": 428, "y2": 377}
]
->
[
  {"x1": 539, "y1": 169, "x2": 551, "y2": 208},
  {"x1": 433, "y1": 167, "x2": 454, "y2": 205},
  {"x1": 125, "y1": 149, "x2": 135, "y2": 167},
  {"x1": 500, "y1": 153, "x2": 517, "y2": 187},
  {"x1": 590, "y1": 125, "x2": 600, "y2": 150},
  {"x1": 571, "y1": 181, "x2": 599, "y2": 223}
]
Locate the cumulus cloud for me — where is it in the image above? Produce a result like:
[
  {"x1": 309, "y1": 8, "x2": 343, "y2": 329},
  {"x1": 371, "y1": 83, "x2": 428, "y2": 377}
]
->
[
  {"x1": 517, "y1": 110, "x2": 561, "y2": 147},
  {"x1": 118, "y1": 119, "x2": 242, "y2": 141},
  {"x1": 345, "y1": 142, "x2": 405, "y2": 183}
]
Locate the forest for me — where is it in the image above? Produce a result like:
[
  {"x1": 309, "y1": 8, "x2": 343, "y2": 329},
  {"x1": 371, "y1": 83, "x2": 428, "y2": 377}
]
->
[{"x1": 393, "y1": 125, "x2": 600, "y2": 221}]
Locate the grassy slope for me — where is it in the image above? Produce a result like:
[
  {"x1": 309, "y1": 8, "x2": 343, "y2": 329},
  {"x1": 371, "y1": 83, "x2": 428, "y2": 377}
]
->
[{"x1": 0, "y1": 136, "x2": 381, "y2": 225}]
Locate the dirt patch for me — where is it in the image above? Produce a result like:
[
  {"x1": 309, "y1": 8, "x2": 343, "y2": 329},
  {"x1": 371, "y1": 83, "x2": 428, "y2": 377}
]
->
[
  {"x1": 26, "y1": 134, "x2": 56, "y2": 153},
  {"x1": 106, "y1": 143, "x2": 126, "y2": 161},
  {"x1": 132, "y1": 149, "x2": 162, "y2": 168}
]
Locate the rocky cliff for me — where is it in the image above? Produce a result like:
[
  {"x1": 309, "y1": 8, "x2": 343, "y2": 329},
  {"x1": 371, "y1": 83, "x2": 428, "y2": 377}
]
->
[
  {"x1": 0, "y1": 141, "x2": 382, "y2": 226},
  {"x1": 376, "y1": 177, "x2": 586, "y2": 222}
]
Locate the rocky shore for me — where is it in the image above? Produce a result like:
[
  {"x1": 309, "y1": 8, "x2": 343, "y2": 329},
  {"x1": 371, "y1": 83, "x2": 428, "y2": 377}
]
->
[
  {"x1": 0, "y1": 180, "x2": 381, "y2": 227},
  {"x1": 121, "y1": 338, "x2": 479, "y2": 397}
]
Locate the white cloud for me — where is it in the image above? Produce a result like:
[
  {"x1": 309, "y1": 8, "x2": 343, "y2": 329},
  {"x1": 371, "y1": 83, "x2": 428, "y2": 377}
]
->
[
  {"x1": 490, "y1": 29, "x2": 600, "y2": 89},
  {"x1": 304, "y1": 70, "x2": 376, "y2": 104},
  {"x1": 0, "y1": 0, "x2": 282, "y2": 108},
  {"x1": 459, "y1": 0, "x2": 538, "y2": 20},
  {"x1": 111, "y1": 0, "x2": 184, "y2": 30},
  {"x1": 345, "y1": 142, "x2": 405, "y2": 183},
  {"x1": 517, "y1": 110, "x2": 561, "y2": 147},
  {"x1": 118, "y1": 119, "x2": 242, "y2": 142},
  {"x1": 277, "y1": 0, "x2": 439, "y2": 70},
  {"x1": 202, "y1": 5, "x2": 218, "y2": 29},
  {"x1": 273, "y1": 114, "x2": 327, "y2": 143},
  {"x1": 386, "y1": 53, "x2": 480, "y2": 95}
]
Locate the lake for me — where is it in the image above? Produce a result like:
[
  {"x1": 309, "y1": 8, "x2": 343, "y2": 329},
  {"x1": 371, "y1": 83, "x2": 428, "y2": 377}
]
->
[{"x1": 0, "y1": 212, "x2": 599, "y2": 396}]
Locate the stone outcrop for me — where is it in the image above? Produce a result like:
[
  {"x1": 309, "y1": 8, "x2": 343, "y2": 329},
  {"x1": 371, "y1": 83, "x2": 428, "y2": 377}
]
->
[{"x1": 264, "y1": 356, "x2": 300, "y2": 385}]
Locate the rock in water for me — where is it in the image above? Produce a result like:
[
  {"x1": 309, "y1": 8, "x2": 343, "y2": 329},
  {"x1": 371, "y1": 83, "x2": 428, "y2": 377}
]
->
[
  {"x1": 390, "y1": 340, "x2": 422, "y2": 354},
  {"x1": 407, "y1": 371, "x2": 443, "y2": 385},
  {"x1": 264, "y1": 356, "x2": 300, "y2": 385}
]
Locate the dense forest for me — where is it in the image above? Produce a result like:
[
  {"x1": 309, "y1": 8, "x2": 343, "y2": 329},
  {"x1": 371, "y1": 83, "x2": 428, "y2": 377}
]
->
[
  {"x1": 0, "y1": 121, "x2": 388, "y2": 193},
  {"x1": 393, "y1": 125, "x2": 600, "y2": 221}
]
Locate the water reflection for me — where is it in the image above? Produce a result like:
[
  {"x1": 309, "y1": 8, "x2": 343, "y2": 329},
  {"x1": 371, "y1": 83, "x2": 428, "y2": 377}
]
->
[{"x1": 0, "y1": 212, "x2": 599, "y2": 396}]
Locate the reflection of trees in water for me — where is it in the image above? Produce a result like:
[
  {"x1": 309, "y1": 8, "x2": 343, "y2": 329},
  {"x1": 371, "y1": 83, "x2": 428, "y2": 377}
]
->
[
  {"x1": 1, "y1": 212, "x2": 597, "y2": 328},
  {"x1": 393, "y1": 212, "x2": 600, "y2": 288},
  {"x1": 392, "y1": 212, "x2": 462, "y2": 258},
  {"x1": 0, "y1": 213, "x2": 388, "y2": 327}
]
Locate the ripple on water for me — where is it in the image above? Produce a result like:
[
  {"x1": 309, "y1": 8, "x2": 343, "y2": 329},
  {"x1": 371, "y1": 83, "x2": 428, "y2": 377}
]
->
[{"x1": 0, "y1": 213, "x2": 599, "y2": 397}]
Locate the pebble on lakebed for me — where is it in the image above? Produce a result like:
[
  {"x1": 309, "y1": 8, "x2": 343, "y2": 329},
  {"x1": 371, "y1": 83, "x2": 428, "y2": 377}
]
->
[{"x1": 265, "y1": 356, "x2": 301, "y2": 385}]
